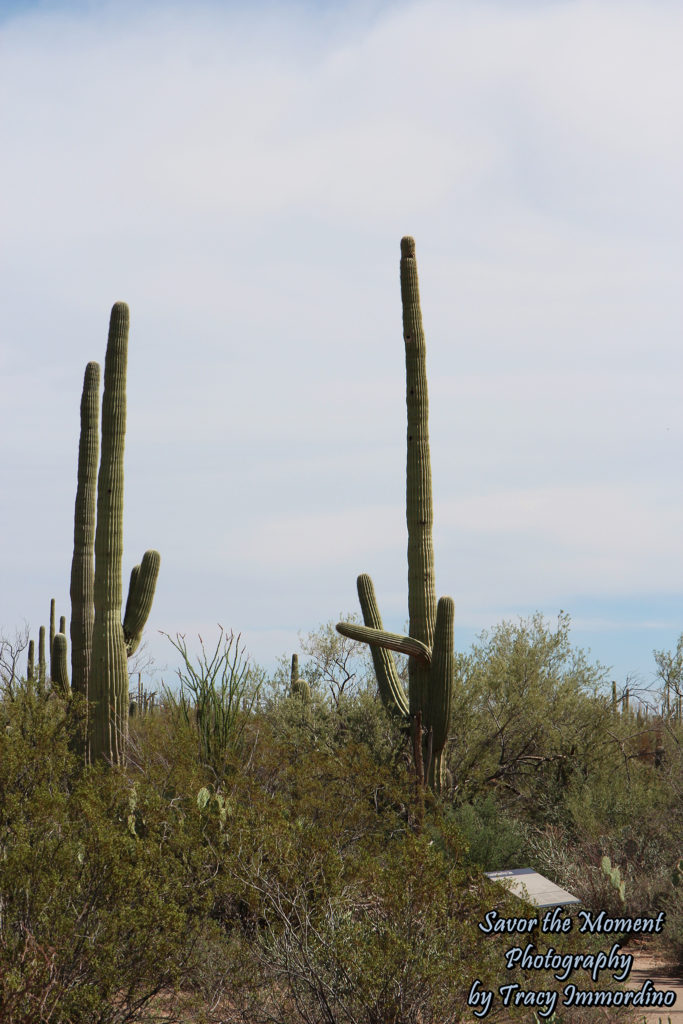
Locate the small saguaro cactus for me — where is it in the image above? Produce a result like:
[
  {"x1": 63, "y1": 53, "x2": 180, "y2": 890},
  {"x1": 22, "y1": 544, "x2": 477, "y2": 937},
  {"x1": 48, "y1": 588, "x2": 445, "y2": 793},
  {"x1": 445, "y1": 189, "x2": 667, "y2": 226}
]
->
[
  {"x1": 38, "y1": 625, "x2": 46, "y2": 688},
  {"x1": 27, "y1": 640, "x2": 35, "y2": 684},
  {"x1": 336, "y1": 238, "x2": 454, "y2": 791},
  {"x1": 290, "y1": 654, "x2": 311, "y2": 701},
  {"x1": 51, "y1": 633, "x2": 70, "y2": 698},
  {"x1": 49, "y1": 598, "x2": 56, "y2": 660}
]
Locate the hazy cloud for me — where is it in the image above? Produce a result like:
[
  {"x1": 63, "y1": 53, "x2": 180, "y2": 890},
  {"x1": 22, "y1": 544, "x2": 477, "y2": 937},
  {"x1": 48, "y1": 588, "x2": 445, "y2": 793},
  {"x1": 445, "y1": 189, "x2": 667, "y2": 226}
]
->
[{"x1": 2, "y1": 0, "x2": 682, "y2": 683}]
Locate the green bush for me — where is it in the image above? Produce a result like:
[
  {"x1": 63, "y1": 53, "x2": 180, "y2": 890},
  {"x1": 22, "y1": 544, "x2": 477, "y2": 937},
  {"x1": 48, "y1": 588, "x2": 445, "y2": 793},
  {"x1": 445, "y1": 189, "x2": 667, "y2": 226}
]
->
[
  {"x1": 447, "y1": 613, "x2": 614, "y2": 817},
  {"x1": 0, "y1": 683, "x2": 223, "y2": 1023},
  {"x1": 448, "y1": 794, "x2": 528, "y2": 871}
]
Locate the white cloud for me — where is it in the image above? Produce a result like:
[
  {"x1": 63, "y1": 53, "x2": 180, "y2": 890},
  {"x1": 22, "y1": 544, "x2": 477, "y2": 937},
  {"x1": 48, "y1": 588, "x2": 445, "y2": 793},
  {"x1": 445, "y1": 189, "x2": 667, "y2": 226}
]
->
[{"x1": 2, "y1": 0, "x2": 683, "y2": 684}]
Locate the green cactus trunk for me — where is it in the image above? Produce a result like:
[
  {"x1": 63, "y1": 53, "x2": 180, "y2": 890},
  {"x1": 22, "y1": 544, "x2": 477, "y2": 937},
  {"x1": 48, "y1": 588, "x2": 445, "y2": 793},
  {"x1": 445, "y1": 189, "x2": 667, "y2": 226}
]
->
[
  {"x1": 49, "y1": 598, "x2": 56, "y2": 668},
  {"x1": 51, "y1": 633, "x2": 71, "y2": 698},
  {"x1": 38, "y1": 625, "x2": 46, "y2": 690},
  {"x1": 70, "y1": 362, "x2": 100, "y2": 711},
  {"x1": 402, "y1": 235, "x2": 437, "y2": 717},
  {"x1": 27, "y1": 640, "x2": 35, "y2": 684},
  {"x1": 90, "y1": 303, "x2": 131, "y2": 765},
  {"x1": 290, "y1": 653, "x2": 311, "y2": 701},
  {"x1": 337, "y1": 238, "x2": 454, "y2": 792}
]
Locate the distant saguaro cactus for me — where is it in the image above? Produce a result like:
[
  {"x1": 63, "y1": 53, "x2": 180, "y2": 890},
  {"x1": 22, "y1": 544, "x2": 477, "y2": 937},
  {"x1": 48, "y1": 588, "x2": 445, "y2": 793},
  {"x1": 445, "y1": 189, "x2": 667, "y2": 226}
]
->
[
  {"x1": 290, "y1": 654, "x2": 311, "y2": 702},
  {"x1": 51, "y1": 633, "x2": 70, "y2": 699},
  {"x1": 27, "y1": 640, "x2": 35, "y2": 684},
  {"x1": 337, "y1": 238, "x2": 454, "y2": 791},
  {"x1": 38, "y1": 626, "x2": 46, "y2": 688}
]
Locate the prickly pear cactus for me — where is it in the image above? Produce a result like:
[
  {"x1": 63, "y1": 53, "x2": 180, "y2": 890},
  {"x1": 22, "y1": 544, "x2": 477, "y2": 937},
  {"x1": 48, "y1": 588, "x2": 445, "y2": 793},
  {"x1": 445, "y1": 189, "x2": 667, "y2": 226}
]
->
[{"x1": 601, "y1": 855, "x2": 626, "y2": 904}]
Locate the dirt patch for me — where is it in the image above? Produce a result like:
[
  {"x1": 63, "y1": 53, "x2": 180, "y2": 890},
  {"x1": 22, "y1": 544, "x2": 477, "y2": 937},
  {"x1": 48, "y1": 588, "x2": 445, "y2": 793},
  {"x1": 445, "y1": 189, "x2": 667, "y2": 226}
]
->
[{"x1": 627, "y1": 944, "x2": 682, "y2": 1024}]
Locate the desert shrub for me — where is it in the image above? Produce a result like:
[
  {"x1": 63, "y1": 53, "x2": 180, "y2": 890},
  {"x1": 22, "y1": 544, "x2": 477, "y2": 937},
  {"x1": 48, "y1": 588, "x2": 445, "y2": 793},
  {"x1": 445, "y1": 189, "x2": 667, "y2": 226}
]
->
[
  {"x1": 0, "y1": 685, "x2": 226, "y2": 1023},
  {"x1": 447, "y1": 793, "x2": 528, "y2": 871},
  {"x1": 447, "y1": 613, "x2": 615, "y2": 818},
  {"x1": 259, "y1": 668, "x2": 409, "y2": 774},
  {"x1": 208, "y1": 741, "x2": 526, "y2": 1024},
  {"x1": 661, "y1": 883, "x2": 683, "y2": 968}
]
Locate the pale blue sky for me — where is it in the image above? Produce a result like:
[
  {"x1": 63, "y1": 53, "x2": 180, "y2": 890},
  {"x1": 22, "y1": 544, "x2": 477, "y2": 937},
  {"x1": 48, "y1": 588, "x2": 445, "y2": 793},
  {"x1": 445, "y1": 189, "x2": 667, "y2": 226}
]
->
[{"x1": 2, "y1": 0, "x2": 682, "y2": 695}]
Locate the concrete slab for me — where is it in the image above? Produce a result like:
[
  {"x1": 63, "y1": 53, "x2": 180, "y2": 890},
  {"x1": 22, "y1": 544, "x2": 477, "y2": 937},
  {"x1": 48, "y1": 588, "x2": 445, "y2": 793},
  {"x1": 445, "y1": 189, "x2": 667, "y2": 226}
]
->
[{"x1": 485, "y1": 867, "x2": 581, "y2": 908}]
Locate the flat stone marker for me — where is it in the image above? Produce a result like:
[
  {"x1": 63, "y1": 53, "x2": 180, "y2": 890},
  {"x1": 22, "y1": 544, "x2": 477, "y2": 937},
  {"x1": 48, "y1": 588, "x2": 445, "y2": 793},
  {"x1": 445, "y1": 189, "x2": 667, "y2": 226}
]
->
[{"x1": 485, "y1": 868, "x2": 581, "y2": 908}]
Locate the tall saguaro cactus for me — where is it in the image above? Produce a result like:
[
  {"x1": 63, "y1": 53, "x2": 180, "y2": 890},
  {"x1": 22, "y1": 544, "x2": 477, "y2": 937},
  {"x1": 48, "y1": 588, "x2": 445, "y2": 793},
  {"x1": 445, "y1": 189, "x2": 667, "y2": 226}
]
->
[
  {"x1": 90, "y1": 303, "x2": 130, "y2": 764},
  {"x1": 63, "y1": 304, "x2": 160, "y2": 763},
  {"x1": 337, "y1": 237, "x2": 454, "y2": 791}
]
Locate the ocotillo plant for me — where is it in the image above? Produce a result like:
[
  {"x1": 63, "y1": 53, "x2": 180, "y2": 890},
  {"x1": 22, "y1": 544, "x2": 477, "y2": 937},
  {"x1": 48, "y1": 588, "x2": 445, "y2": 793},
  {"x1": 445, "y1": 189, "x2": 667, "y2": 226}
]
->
[
  {"x1": 65, "y1": 304, "x2": 160, "y2": 763},
  {"x1": 336, "y1": 237, "x2": 454, "y2": 791}
]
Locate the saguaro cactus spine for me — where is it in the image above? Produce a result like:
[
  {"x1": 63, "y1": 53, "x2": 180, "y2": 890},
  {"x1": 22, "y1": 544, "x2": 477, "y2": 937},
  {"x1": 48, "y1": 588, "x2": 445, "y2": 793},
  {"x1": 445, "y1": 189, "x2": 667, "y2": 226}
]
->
[{"x1": 337, "y1": 237, "x2": 454, "y2": 791}]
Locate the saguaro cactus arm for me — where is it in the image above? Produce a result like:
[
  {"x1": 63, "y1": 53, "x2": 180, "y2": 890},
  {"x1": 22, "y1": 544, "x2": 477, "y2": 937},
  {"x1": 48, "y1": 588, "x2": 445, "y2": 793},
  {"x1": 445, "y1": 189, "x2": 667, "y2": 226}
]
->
[
  {"x1": 123, "y1": 549, "x2": 161, "y2": 655},
  {"x1": 427, "y1": 596, "x2": 454, "y2": 758},
  {"x1": 339, "y1": 573, "x2": 410, "y2": 718},
  {"x1": 335, "y1": 621, "x2": 432, "y2": 666}
]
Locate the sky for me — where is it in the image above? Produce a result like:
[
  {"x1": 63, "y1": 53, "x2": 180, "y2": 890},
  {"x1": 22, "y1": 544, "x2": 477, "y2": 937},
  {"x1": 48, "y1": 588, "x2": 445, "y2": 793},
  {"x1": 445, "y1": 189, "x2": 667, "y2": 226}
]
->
[{"x1": 2, "y1": 0, "x2": 683, "y2": 697}]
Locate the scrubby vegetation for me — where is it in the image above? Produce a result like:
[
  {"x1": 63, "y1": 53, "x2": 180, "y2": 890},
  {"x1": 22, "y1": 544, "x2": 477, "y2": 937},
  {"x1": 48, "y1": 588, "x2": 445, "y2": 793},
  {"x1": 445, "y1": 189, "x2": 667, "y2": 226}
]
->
[{"x1": 0, "y1": 614, "x2": 681, "y2": 1024}]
